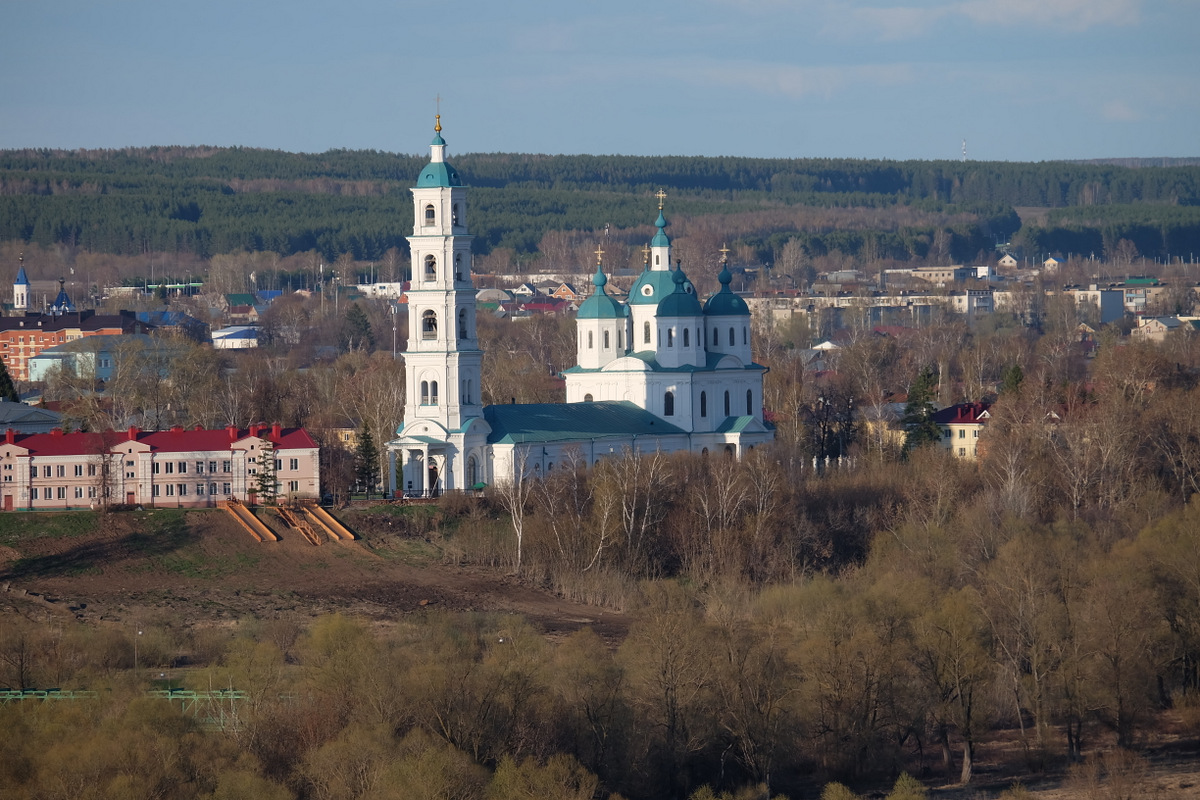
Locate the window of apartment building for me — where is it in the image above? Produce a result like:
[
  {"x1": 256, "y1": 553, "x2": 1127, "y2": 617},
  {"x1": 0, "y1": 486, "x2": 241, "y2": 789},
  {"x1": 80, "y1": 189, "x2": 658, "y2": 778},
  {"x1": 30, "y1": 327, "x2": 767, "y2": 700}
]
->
[
  {"x1": 87, "y1": 486, "x2": 96, "y2": 498},
  {"x1": 958, "y1": 429, "x2": 966, "y2": 439},
  {"x1": 958, "y1": 447, "x2": 966, "y2": 457},
  {"x1": 165, "y1": 484, "x2": 174, "y2": 496},
  {"x1": 196, "y1": 462, "x2": 204, "y2": 474},
  {"x1": 56, "y1": 487, "x2": 65, "y2": 499},
  {"x1": 152, "y1": 485, "x2": 160, "y2": 497},
  {"x1": 973, "y1": 430, "x2": 979, "y2": 438},
  {"x1": 222, "y1": 461, "x2": 231, "y2": 472},
  {"x1": 56, "y1": 465, "x2": 65, "y2": 477},
  {"x1": 290, "y1": 458, "x2": 299, "y2": 471},
  {"x1": 196, "y1": 484, "x2": 205, "y2": 495},
  {"x1": 177, "y1": 462, "x2": 187, "y2": 474},
  {"x1": 178, "y1": 484, "x2": 187, "y2": 496},
  {"x1": 43, "y1": 466, "x2": 51, "y2": 478},
  {"x1": 249, "y1": 467, "x2": 257, "y2": 475},
  {"x1": 88, "y1": 464, "x2": 96, "y2": 476},
  {"x1": 29, "y1": 466, "x2": 36, "y2": 480},
  {"x1": 288, "y1": 480, "x2": 299, "y2": 492},
  {"x1": 209, "y1": 483, "x2": 217, "y2": 495},
  {"x1": 165, "y1": 462, "x2": 174, "y2": 474},
  {"x1": 222, "y1": 483, "x2": 231, "y2": 495},
  {"x1": 3, "y1": 474, "x2": 9, "y2": 483},
  {"x1": 209, "y1": 461, "x2": 217, "y2": 473},
  {"x1": 30, "y1": 488, "x2": 38, "y2": 500},
  {"x1": 74, "y1": 487, "x2": 83, "y2": 499},
  {"x1": 74, "y1": 465, "x2": 83, "y2": 477},
  {"x1": 274, "y1": 459, "x2": 282, "y2": 471}
]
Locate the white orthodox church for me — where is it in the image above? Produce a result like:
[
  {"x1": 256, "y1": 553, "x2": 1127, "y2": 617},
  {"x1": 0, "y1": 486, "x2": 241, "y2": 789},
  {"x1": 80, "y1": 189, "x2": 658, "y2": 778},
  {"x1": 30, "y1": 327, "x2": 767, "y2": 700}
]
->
[{"x1": 386, "y1": 120, "x2": 773, "y2": 496}]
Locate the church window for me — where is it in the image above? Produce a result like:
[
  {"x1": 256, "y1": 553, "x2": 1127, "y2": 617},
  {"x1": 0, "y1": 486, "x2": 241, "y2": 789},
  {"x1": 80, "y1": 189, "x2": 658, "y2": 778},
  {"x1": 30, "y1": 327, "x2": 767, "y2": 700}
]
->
[
  {"x1": 584, "y1": 394, "x2": 593, "y2": 402},
  {"x1": 421, "y1": 381, "x2": 430, "y2": 404},
  {"x1": 430, "y1": 381, "x2": 439, "y2": 404},
  {"x1": 455, "y1": 254, "x2": 463, "y2": 281},
  {"x1": 458, "y1": 309, "x2": 467, "y2": 339},
  {"x1": 467, "y1": 456, "x2": 477, "y2": 487},
  {"x1": 724, "y1": 391, "x2": 730, "y2": 416},
  {"x1": 424, "y1": 204, "x2": 436, "y2": 226},
  {"x1": 747, "y1": 389, "x2": 753, "y2": 415},
  {"x1": 713, "y1": 327, "x2": 719, "y2": 346},
  {"x1": 729, "y1": 327, "x2": 735, "y2": 346},
  {"x1": 644, "y1": 321, "x2": 651, "y2": 344},
  {"x1": 603, "y1": 330, "x2": 610, "y2": 349},
  {"x1": 588, "y1": 331, "x2": 594, "y2": 349},
  {"x1": 424, "y1": 255, "x2": 437, "y2": 281},
  {"x1": 664, "y1": 391, "x2": 675, "y2": 416},
  {"x1": 452, "y1": 203, "x2": 460, "y2": 226},
  {"x1": 743, "y1": 327, "x2": 748, "y2": 345},
  {"x1": 467, "y1": 380, "x2": 473, "y2": 404},
  {"x1": 667, "y1": 329, "x2": 673, "y2": 347},
  {"x1": 700, "y1": 391, "x2": 707, "y2": 417},
  {"x1": 683, "y1": 328, "x2": 689, "y2": 347},
  {"x1": 421, "y1": 310, "x2": 438, "y2": 339}
]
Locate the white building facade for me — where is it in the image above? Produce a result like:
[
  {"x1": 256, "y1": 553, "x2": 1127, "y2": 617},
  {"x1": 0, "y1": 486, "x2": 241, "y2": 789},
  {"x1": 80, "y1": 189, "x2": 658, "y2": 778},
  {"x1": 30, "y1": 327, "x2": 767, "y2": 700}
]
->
[{"x1": 387, "y1": 122, "x2": 773, "y2": 496}]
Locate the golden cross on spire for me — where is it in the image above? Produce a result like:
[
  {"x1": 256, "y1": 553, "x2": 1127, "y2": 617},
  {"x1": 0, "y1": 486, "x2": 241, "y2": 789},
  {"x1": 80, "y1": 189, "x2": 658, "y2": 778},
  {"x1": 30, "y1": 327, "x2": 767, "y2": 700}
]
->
[
  {"x1": 655, "y1": 188, "x2": 667, "y2": 209},
  {"x1": 642, "y1": 244, "x2": 651, "y2": 264},
  {"x1": 719, "y1": 243, "x2": 730, "y2": 264},
  {"x1": 435, "y1": 95, "x2": 442, "y2": 133},
  {"x1": 594, "y1": 244, "x2": 605, "y2": 265}
]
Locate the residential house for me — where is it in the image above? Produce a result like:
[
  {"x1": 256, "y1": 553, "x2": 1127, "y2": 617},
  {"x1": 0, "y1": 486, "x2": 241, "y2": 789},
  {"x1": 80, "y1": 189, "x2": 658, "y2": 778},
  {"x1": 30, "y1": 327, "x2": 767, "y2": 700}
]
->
[
  {"x1": 212, "y1": 325, "x2": 259, "y2": 349},
  {"x1": 0, "y1": 423, "x2": 319, "y2": 510},
  {"x1": 0, "y1": 311, "x2": 152, "y2": 382},
  {"x1": 933, "y1": 401, "x2": 991, "y2": 460},
  {"x1": 549, "y1": 283, "x2": 582, "y2": 303},
  {"x1": 134, "y1": 310, "x2": 210, "y2": 342},
  {"x1": 1044, "y1": 256, "x2": 1065, "y2": 271},
  {"x1": 0, "y1": 400, "x2": 62, "y2": 434},
  {"x1": 998, "y1": 254, "x2": 1018, "y2": 269}
]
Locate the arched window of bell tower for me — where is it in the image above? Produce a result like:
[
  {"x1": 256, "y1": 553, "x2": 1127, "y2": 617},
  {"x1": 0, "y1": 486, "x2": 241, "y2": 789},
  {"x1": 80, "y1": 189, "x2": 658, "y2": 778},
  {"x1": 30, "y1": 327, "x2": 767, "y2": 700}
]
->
[
  {"x1": 603, "y1": 330, "x2": 610, "y2": 349},
  {"x1": 458, "y1": 309, "x2": 467, "y2": 340},
  {"x1": 430, "y1": 381, "x2": 439, "y2": 404},
  {"x1": 454, "y1": 253, "x2": 463, "y2": 281},
  {"x1": 700, "y1": 391, "x2": 707, "y2": 417},
  {"x1": 424, "y1": 255, "x2": 437, "y2": 281},
  {"x1": 644, "y1": 321, "x2": 651, "y2": 344},
  {"x1": 747, "y1": 389, "x2": 753, "y2": 415},
  {"x1": 683, "y1": 328, "x2": 690, "y2": 347},
  {"x1": 421, "y1": 310, "x2": 438, "y2": 339},
  {"x1": 424, "y1": 204, "x2": 435, "y2": 226},
  {"x1": 421, "y1": 381, "x2": 430, "y2": 404},
  {"x1": 724, "y1": 390, "x2": 731, "y2": 416},
  {"x1": 588, "y1": 331, "x2": 594, "y2": 349},
  {"x1": 728, "y1": 327, "x2": 735, "y2": 346},
  {"x1": 452, "y1": 203, "x2": 460, "y2": 226},
  {"x1": 712, "y1": 327, "x2": 719, "y2": 346},
  {"x1": 664, "y1": 391, "x2": 675, "y2": 416}
]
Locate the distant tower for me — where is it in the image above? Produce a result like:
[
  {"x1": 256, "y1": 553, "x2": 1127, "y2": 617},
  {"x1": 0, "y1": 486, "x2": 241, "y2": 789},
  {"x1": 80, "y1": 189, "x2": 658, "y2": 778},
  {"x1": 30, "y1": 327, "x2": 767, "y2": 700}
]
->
[
  {"x1": 962, "y1": 139, "x2": 967, "y2": 162},
  {"x1": 13, "y1": 253, "x2": 29, "y2": 312}
]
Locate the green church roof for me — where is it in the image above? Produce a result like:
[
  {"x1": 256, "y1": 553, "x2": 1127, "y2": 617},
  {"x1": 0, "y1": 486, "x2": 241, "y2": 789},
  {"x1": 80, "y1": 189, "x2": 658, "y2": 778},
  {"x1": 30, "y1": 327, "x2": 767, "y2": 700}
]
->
[
  {"x1": 416, "y1": 161, "x2": 463, "y2": 188},
  {"x1": 657, "y1": 268, "x2": 703, "y2": 317},
  {"x1": 484, "y1": 400, "x2": 685, "y2": 444},
  {"x1": 577, "y1": 266, "x2": 627, "y2": 320},
  {"x1": 703, "y1": 267, "x2": 750, "y2": 316}
]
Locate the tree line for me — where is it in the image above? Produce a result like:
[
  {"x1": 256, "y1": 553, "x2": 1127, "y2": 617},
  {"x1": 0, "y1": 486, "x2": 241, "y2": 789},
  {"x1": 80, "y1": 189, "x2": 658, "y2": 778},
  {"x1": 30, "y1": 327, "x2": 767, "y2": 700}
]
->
[{"x1": 3, "y1": 147, "x2": 1199, "y2": 264}]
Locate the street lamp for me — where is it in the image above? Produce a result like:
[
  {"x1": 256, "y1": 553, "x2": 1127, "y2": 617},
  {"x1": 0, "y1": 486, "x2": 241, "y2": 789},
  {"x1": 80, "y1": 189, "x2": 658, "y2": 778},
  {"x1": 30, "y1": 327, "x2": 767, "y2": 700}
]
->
[
  {"x1": 391, "y1": 304, "x2": 397, "y2": 358},
  {"x1": 134, "y1": 629, "x2": 143, "y2": 672}
]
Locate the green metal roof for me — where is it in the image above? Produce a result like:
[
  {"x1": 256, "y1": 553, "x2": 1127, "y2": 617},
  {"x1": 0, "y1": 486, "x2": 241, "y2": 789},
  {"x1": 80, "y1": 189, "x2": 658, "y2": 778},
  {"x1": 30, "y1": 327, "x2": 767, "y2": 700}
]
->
[
  {"x1": 577, "y1": 267, "x2": 627, "y2": 320},
  {"x1": 703, "y1": 268, "x2": 750, "y2": 316},
  {"x1": 714, "y1": 415, "x2": 760, "y2": 433},
  {"x1": 416, "y1": 161, "x2": 463, "y2": 188},
  {"x1": 657, "y1": 268, "x2": 703, "y2": 317},
  {"x1": 629, "y1": 269, "x2": 691, "y2": 305},
  {"x1": 651, "y1": 210, "x2": 670, "y2": 247},
  {"x1": 484, "y1": 400, "x2": 685, "y2": 444}
]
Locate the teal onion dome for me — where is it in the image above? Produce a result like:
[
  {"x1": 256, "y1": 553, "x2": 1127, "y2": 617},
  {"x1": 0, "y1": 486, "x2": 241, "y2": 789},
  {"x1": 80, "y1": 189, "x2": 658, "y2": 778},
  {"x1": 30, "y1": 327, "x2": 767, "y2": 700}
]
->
[
  {"x1": 656, "y1": 268, "x2": 703, "y2": 317},
  {"x1": 703, "y1": 267, "x2": 750, "y2": 317},
  {"x1": 577, "y1": 267, "x2": 625, "y2": 320}
]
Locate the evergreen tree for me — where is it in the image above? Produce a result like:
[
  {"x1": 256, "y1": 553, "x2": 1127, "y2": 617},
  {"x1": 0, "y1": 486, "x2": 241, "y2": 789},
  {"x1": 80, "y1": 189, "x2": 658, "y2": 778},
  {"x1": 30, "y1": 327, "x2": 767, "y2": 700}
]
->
[
  {"x1": 901, "y1": 366, "x2": 942, "y2": 455},
  {"x1": 355, "y1": 424, "x2": 379, "y2": 499},
  {"x1": 341, "y1": 303, "x2": 375, "y2": 352},
  {"x1": 255, "y1": 438, "x2": 279, "y2": 504},
  {"x1": 1001, "y1": 363, "x2": 1024, "y2": 395},
  {"x1": 0, "y1": 358, "x2": 18, "y2": 404}
]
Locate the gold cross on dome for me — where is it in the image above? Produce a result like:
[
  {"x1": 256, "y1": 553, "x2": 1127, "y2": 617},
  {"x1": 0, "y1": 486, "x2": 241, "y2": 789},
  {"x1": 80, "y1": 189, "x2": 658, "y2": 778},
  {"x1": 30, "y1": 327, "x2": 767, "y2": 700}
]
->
[
  {"x1": 719, "y1": 243, "x2": 730, "y2": 263},
  {"x1": 594, "y1": 245, "x2": 605, "y2": 265},
  {"x1": 435, "y1": 95, "x2": 442, "y2": 132},
  {"x1": 655, "y1": 188, "x2": 667, "y2": 209},
  {"x1": 642, "y1": 244, "x2": 651, "y2": 264}
]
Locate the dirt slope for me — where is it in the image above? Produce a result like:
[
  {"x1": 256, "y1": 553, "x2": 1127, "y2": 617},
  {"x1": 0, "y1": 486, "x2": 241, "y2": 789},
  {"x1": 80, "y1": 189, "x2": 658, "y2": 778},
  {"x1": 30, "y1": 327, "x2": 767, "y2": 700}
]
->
[{"x1": 0, "y1": 507, "x2": 627, "y2": 643}]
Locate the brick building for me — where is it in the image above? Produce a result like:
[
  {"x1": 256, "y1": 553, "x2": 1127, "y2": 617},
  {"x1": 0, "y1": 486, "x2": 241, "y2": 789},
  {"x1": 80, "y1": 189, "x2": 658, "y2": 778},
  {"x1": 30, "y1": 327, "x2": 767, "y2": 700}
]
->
[{"x1": 0, "y1": 311, "x2": 151, "y2": 381}]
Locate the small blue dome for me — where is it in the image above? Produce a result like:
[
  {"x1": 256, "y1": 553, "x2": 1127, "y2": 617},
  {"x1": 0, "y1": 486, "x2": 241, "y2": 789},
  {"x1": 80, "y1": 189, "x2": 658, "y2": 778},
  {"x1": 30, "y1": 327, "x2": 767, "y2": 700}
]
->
[
  {"x1": 703, "y1": 268, "x2": 750, "y2": 317},
  {"x1": 577, "y1": 268, "x2": 625, "y2": 320},
  {"x1": 657, "y1": 268, "x2": 703, "y2": 317}
]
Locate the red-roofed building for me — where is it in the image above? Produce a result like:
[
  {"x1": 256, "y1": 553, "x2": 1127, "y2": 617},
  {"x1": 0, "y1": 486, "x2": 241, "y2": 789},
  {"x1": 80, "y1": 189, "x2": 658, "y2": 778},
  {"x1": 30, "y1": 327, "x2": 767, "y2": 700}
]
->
[
  {"x1": 0, "y1": 424, "x2": 319, "y2": 510},
  {"x1": 932, "y1": 402, "x2": 991, "y2": 460}
]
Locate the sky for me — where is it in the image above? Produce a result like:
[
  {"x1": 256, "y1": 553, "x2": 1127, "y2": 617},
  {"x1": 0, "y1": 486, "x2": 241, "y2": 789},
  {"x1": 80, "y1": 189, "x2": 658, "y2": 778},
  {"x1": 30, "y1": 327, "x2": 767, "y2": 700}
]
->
[{"x1": 2, "y1": 0, "x2": 1198, "y2": 162}]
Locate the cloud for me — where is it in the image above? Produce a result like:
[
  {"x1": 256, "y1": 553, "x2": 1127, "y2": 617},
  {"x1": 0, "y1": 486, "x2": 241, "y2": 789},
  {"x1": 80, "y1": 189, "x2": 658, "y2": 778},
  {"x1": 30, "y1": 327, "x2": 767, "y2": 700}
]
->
[
  {"x1": 1101, "y1": 100, "x2": 1140, "y2": 122},
  {"x1": 670, "y1": 59, "x2": 915, "y2": 99},
  {"x1": 846, "y1": 0, "x2": 1143, "y2": 39}
]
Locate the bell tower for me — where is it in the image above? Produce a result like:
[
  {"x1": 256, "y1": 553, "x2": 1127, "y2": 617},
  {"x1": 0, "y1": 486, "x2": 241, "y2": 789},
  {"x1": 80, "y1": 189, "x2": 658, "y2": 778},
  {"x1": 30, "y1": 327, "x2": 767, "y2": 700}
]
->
[{"x1": 402, "y1": 116, "x2": 482, "y2": 431}]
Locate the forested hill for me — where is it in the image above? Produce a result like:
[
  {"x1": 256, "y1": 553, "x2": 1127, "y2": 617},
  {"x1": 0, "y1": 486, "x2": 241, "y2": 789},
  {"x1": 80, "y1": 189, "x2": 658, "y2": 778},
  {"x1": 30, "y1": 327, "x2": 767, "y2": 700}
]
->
[{"x1": 1, "y1": 146, "x2": 1198, "y2": 262}]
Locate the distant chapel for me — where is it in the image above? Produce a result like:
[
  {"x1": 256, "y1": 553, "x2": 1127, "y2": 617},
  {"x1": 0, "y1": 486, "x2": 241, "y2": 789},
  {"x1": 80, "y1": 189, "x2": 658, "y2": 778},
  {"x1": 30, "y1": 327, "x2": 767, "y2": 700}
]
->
[{"x1": 385, "y1": 120, "x2": 773, "y2": 495}]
